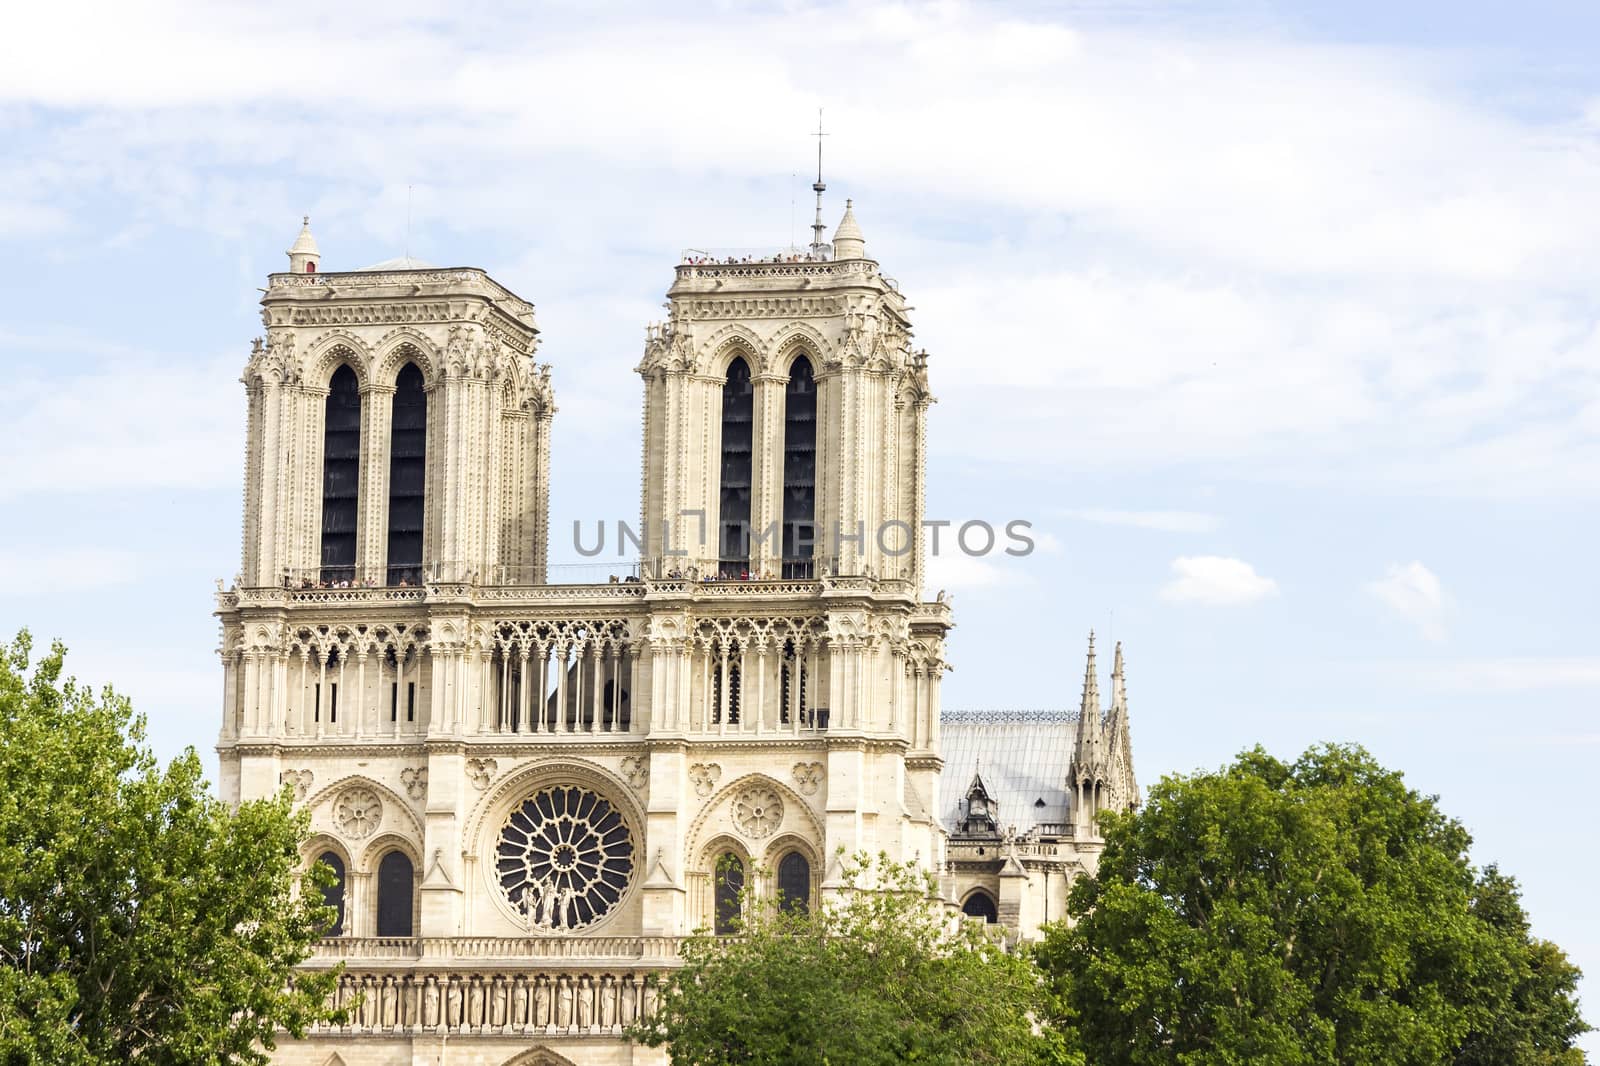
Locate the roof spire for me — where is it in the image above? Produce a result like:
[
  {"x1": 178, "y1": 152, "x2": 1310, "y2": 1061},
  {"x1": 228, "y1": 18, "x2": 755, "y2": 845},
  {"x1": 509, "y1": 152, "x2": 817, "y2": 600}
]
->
[
  {"x1": 1080, "y1": 630, "x2": 1100, "y2": 717},
  {"x1": 1111, "y1": 640, "x2": 1126, "y2": 709},
  {"x1": 810, "y1": 109, "x2": 830, "y2": 256}
]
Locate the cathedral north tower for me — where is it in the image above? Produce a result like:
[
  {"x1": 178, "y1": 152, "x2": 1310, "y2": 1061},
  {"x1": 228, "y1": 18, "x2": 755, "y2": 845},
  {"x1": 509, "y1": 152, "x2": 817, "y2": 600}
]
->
[{"x1": 636, "y1": 201, "x2": 933, "y2": 586}]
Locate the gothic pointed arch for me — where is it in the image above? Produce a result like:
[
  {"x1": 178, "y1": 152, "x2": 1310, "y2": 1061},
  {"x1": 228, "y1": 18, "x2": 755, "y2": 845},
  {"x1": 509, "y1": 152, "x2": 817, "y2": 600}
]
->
[
  {"x1": 702, "y1": 325, "x2": 766, "y2": 377},
  {"x1": 961, "y1": 888, "x2": 998, "y2": 923},
  {"x1": 372, "y1": 331, "x2": 441, "y2": 386},
  {"x1": 685, "y1": 773, "x2": 824, "y2": 865},
  {"x1": 768, "y1": 321, "x2": 834, "y2": 373},
  {"x1": 305, "y1": 334, "x2": 374, "y2": 391},
  {"x1": 303, "y1": 775, "x2": 424, "y2": 841}
]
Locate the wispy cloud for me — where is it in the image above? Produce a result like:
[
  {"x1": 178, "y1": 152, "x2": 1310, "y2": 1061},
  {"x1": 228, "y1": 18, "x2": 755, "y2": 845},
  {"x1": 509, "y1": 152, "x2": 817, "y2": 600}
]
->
[
  {"x1": 0, "y1": 548, "x2": 141, "y2": 596},
  {"x1": 1367, "y1": 561, "x2": 1448, "y2": 642},
  {"x1": 1404, "y1": 658, "x2": 1600, "y2": 691},
  {"x1": 1064, "y1": 508, "x2": 1220, "y2": 533},
  {"x1": 1160, "y1": 555, "x2": 1279, "y2": 606}
]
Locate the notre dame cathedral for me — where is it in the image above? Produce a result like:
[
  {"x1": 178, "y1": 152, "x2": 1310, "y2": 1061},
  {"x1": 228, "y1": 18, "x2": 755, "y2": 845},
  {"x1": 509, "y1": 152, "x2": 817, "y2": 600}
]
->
[{"x1": 216, "y1": 202, "x2": 1138, "y2": 1065}]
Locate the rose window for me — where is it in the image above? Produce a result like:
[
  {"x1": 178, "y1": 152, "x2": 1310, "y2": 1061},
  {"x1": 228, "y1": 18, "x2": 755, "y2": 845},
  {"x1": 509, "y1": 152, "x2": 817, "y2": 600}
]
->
[
  {"x1": 496, "y1": 785, "x2": 635, "y2": 931},
  {"x1": 333, "y1": 786, "x2": 382, "y2": 838},
  {"x1": 733, "y1": 786, "x2": 783, "y2": 838}
]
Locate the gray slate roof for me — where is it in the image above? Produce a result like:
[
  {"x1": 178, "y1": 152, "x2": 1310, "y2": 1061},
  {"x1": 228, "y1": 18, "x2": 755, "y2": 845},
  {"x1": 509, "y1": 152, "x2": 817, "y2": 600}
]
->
[{"x1": 939, "y1": 710, "x2": 1080, "y2": 836}]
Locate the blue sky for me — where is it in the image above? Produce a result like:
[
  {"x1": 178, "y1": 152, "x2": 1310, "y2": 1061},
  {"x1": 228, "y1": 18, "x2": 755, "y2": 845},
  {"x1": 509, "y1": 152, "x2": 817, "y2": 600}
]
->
[{"x1": 1, "y1": 0, "x2": 1596, "y2": 1046}]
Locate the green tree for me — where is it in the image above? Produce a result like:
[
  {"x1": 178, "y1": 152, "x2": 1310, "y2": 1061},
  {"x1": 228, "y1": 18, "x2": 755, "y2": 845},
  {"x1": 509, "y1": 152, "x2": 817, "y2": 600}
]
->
[
  {"x1": 631, "y1": 851, "x2": 1046, "y2": 1066},
  {"x1": 1039, "y1": 744, "x2": 1588, "y2": 1066},
  {"x1": 0, "y1": 631, "x2": 342, "y2": 1065}
]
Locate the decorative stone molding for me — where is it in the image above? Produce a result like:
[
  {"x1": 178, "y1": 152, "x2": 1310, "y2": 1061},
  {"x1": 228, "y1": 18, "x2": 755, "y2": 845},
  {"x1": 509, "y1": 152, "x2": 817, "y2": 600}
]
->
[
  {"x1": 311, "y1": 970, "x2": 658, "y2": 1036},
  {"x1": 279, "y1": 768, "x2": 314, "y2": 801},
  {"x1": 333, "y1": 787, "x2": 383, "y2": 839},
  {"x1": 620, "y1": 755, "x2": 649, "y2": 791},
  {"x1": 466, "y1": 757, "x2": 498, "y2": 790},
  {"x1": 791, "y1": 762, "x2": 824, "y2": 796},
  {"x1": 732, "y1": 785, "x2": 783, "y2": 839},
  {"x1": 400, "y1": 767, "x2": 428, "y2": 800},
  {"x1": 688, "y1": 763, "x2": 720, "y2": 798}
]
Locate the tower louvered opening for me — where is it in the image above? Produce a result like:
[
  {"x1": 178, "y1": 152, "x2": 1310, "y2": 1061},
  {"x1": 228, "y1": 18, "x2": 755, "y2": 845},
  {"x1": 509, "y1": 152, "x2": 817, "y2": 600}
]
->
[
  {"x1": 386, "y1": 362, "x2": 426, "y2": 585},
  {"x1": 781, "y1": 355, "x2": 816, "y2": 578},
  {"x1": 718, "y1": 356, "x2": 753, "y2": 576},
  {"x1": 319, "y1": 365, "x2": 361, "y2": 583}
]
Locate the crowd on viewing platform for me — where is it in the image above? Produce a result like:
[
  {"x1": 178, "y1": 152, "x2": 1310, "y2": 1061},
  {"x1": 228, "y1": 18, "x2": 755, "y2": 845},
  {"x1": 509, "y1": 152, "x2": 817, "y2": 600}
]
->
[{"x1": 680, "y1": 250, "x2": 831, "y2": 265}]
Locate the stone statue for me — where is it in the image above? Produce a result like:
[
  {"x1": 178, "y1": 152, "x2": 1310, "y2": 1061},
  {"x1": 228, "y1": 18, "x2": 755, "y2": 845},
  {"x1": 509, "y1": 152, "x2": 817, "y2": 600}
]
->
[
  {"x1": 490, "y1": 977, "x2": 508, "y2": 1027},
  {"x1": 620, "y1": 976, "x2": 637, "y2": 1024},
  {"x1": 576, "y1": 975, "x2": 593, "y2": 1029},
  {"x1": 555, "y1": 882, "x2": 577, "y2": 929},
  {"x1": 512, "y1": 975, "x2": 529, "y2": 1028},
  {"x1": 402, "y1": 977, "x2": 418, "y2": 1028},
  {"x1": 357, "y1": 976, "x2": 375, "y2": 1028},
  {"x1": 469, "y1": 976, "x2": 486, "y2": 1028},
  {"x1": 445, "y1": 977, "x2": 463, "y2": 1029},
  {"x1": 642, "y1": 978, "x2": 657, "y2": 1020},
  {"x1": 534, "y1": 876, "x2": 555, "y2": 928},
  {"x1": 533, "y1": 975, "x2": 551, "y2": 1027},
  {"x1": 556, "y1": 975, "x2": 573, "y2": 1027},
  {"x1": 599, "y1": 975, "x2": 617, "y2": 1028},
  {"x1": 423, "y1": 976, "x2": 440, "y2": 1028},
  {"x1": 380, "y1": 975, "x2": 397, "y2": 1028}
]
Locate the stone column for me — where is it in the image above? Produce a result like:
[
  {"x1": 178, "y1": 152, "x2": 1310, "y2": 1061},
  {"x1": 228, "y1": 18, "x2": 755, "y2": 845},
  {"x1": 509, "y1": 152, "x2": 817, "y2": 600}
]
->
[
  {"x1": 359, "y1": 382, "x2": 396, "y2": 583},
  {"x1": 750, "y1": 373, "x2": 786, "y2": 576}
]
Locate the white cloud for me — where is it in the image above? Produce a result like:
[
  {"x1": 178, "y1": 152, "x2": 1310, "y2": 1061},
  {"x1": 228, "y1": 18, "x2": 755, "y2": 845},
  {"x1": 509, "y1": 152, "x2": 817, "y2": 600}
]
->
[
  {"x1": 1367, "y1": 561, "x2": 1448, "y2": 642},
  {"x1": 1160, "y1": 555, "x2": 1279, "y2": 605},
  {"x1": 924, "y1": 554, "x2": 1022, "y2": 597},
  {"x1": 1064, "y1": 508, "x2": 1220, "y2": 533},
  {"x1": 0, "y1": 351, "x2": 240, "y2": 499},
  {"x1": 0, "y1": 2, "x2": 1597, "y2": 501}
]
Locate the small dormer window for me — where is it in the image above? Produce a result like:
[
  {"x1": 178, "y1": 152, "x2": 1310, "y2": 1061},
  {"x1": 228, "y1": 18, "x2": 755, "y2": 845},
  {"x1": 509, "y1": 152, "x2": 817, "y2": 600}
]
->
[{"x1": 305, "y1": 261, "x2": 316, "y2": 273}]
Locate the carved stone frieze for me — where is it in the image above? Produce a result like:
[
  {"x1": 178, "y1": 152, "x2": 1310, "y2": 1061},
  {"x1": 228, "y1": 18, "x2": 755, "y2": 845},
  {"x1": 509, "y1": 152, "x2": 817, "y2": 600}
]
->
[
  {"x1": 791, "y1": 762, "x2": 824, "y2": 796},
  {"x1": 466, "y1": 757, "x2": 498, "y2": 790},
  {"x1": 620, "y1": 755, "x2": 649, "y2": 791},
  {"x1": 688, "y1": 762, "x2": 720, "y2": 798},
  {"x1": 400, "y1": 766, "x2": 428, "y2": 800},
  {"x1": 279, "y1": 768, "x2": 314, "y2": 801}
]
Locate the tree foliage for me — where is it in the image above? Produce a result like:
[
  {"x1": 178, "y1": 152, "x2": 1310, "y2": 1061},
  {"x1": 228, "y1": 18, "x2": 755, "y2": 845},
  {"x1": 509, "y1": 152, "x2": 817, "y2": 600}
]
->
[
  {"x1": 631, "y1": 851, "x2": 1046, "y2": 1066},
  {"x1": 0, "y1": 631, "x2": 341, "y2": 1065},
  {"x1": 1039, "y1": 743, "x2": 1589, "y2": 1066}
]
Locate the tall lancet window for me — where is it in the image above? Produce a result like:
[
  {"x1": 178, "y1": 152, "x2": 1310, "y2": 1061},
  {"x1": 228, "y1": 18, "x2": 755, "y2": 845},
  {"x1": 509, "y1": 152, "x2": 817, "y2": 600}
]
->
[
  {"x1": 319, "y1": 365, "x2": 361, "y2": 583},
  {"x1": 781, "y1": 356, "x2": 816, "y2": 578},
  {"x1": 718, "y1": 357, "x2": 754, "y2": 577},
  {"x1": 386, "y1": 363, "x2": 427, "y2": 586}
]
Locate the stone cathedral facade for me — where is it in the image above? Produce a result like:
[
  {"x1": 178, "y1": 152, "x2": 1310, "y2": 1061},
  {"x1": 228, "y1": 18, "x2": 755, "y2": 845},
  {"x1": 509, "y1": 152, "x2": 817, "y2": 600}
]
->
[{"x1": 215, "y1": 208, "x2": 1139, "y2": 1065}]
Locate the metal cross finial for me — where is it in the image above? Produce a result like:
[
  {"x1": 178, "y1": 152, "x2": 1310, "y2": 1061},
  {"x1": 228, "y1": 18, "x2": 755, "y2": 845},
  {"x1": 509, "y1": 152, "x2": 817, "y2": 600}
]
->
[
  {"x1": 302, "y1": 215, "x2": 309, "y2": 226},
  {"x1": 813, "y1": 108, "x2": 828, "y2": 190}
]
